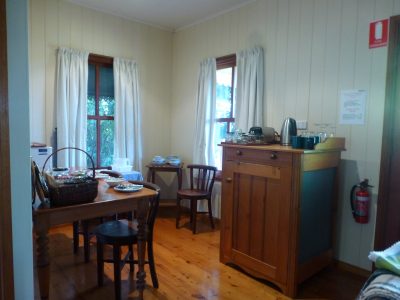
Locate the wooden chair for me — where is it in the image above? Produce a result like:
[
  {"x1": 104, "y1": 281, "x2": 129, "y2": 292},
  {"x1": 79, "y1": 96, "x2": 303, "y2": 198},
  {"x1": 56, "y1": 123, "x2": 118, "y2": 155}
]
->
[
  {"x1": 73, "y1": 169, "x2": 123, "y2": 262},
  {"x1": 94, "y1": 181, "x2": 160, "y2": 300},
  {"x1": 176, "y1": 164, "x2": 217, "y2": 234}
]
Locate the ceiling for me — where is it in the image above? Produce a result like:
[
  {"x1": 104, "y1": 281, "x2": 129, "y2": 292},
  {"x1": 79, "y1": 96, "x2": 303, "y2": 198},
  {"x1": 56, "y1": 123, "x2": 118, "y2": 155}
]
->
[{"x1": 67, "y1": 0, "x2": 255, "y2": 31}]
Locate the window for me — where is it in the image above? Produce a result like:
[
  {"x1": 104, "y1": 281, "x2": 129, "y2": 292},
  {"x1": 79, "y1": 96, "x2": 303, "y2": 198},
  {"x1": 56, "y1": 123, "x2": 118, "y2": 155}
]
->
[
  {"x1": 87, "y1": 54, "x2": 115, "y2": 168},
  {"x1": 213, "y1": 54, "x2": 237, "y2": 169}
]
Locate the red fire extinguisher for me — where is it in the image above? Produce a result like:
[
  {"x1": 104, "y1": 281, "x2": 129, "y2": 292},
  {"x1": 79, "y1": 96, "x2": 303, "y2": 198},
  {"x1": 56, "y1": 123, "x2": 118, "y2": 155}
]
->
[{"x1": 350, "y1": 179, "x2": 373, "y2": 224}]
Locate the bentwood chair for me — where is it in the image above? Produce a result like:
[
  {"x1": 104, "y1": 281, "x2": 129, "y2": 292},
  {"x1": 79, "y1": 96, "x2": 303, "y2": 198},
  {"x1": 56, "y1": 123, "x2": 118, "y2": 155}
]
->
[
  {"x1": 94, "y1": 181, "x2": 160, "y2": 300},
  {"x1": 73, "y1": 169, "x2": 124, "y2": 262},
  {"x1": 176, "y1": 164, "x2": 217, "y2": 234}
]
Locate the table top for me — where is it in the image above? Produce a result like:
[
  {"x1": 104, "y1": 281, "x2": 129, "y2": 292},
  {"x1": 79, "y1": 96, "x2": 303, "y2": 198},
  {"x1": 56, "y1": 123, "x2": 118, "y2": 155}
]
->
[
  {"x1": 32, "y1": 180, "x2": 157, "y2": 225},
  {"x1": 146, "y1": 163, "x2": 184, "y2": 170}
]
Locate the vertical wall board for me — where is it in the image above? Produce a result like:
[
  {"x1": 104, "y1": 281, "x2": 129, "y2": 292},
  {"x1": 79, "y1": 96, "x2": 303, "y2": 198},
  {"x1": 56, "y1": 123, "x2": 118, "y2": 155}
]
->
[
  {"x1": 273, "y1": 0, "x2": 289, "y2": 126},
  {"x1": 81, "y1": 8, "x2": 94, "y2": 53},
  {"x1": 44, "y1": 0, "x2": 58, "y2": 143},
  {"x1": 335, "y1": 0, "x2": 363, "y2": 268},
  {"x1": 336, "y1": 0, "x2": 358, "y2": 154},
  {"x1": 29, "y1": 0, "x2": 46, "y2": 143},
  {"x1": 295, "y1": 0, "x2": 314, "y2": 125},
  {"x1": 69, "y1": 4, "x2": 82, "y2": 49},
  {"x1": 57, "y1": 0, "x2": 71, "y2": 47},
  {"x1": 284, "y1": 0, "x2": 301, "y2": 120},
  {"x1": 265, "y1": 0, "x2": 279, "y2": 125},
  {"x1": 321, "y1": 0, "x2": 342, "y2": 128},
  {"x1": 308, "y1": 0, "x2": 328, "y2": 124}
]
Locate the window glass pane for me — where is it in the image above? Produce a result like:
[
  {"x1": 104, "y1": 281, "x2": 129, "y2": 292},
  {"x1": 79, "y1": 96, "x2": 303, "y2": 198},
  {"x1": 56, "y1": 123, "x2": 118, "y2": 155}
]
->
[
  {"x1": 87, "y1": 95, "x2": 95, "y2": 116},
  {"x1": 213, "y1": 122, "x2": 228, "y2": 170},
  {"x1": 100, "y1": 66, "x2": 114, "y2": 97},
  {"x1": 88, "y1": 64, "x2": 95, "y2": 96},
  {"x1": 229, "y1": 122, "x2": 236, "y2": 133},
  {"x1": 99, "y1": 96, "x2": 115, "y2": 116},
  {"x1": 100, "y1": 120, "x2": 114, "y2": 167},
  {"x1": 87, "y1": 119, "x2": 97, "y2": 166},
  {"x1": 216, "y1": 68, "x2": 233, "y2": 118}
]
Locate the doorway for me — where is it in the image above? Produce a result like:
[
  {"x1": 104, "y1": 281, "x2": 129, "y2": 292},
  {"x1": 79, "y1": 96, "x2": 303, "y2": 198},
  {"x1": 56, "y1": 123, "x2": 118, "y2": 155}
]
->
[{"x1": 375, "y1": 15, "x2": 400, "y2": 250}]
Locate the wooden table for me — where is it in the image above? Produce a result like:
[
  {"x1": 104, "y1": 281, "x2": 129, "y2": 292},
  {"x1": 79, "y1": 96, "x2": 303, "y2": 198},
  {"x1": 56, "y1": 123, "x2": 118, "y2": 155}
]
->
[
  {"x1": 32, "y1": 180, "x2": 157, "y2": 299},
  {"x1": 146, "y1": 163, "x2": 184, "y2": 190}
]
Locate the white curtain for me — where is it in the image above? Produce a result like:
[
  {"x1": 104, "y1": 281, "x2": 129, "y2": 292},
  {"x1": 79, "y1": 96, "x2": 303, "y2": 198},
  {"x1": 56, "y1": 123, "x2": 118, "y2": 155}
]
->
[
  {"x1": 235, "y1": 46, "x2": 264, "y2": 132},
  {"x1": 113, "y1": 57, "x2": 143, "y2": 173},
  {"x1": 56, "y1": 47, "x2": 89, "y2": 168},
  {"x1": 193, "y1": 58, "x2": 217, "y2": 165}
]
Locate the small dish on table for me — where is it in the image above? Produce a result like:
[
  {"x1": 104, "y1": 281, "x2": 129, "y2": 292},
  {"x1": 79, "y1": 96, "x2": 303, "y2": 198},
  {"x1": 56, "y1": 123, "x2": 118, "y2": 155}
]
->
[
  {"x1": 114, "y1": 183, "x2": 143, "y2": 193},
  {"x1": 104, "y1": 177, "x2": 125, "y2": 187}
]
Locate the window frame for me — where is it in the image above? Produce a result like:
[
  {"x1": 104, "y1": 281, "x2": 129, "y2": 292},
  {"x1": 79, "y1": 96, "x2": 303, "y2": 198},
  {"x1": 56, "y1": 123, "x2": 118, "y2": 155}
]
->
[
  {"x1": 216, "y1": 54, "x2": 236, "y2": 133},
  {"x1": 214, "y1": 54, "x2": 236, "y2": 177},
  {"x1": 87, "y1": 53, "x2": 114, "y2": 168}
]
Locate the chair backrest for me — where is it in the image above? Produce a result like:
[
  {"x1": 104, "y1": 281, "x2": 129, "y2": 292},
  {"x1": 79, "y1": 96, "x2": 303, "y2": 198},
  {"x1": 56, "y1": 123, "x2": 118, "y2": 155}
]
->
[
  {"x1": 187, "y1": 164, "x2": 217, "y2": 196},
  {"x1": 128, "y1": 180, "x2": 160, "y2": 234},
  {"x1": 100, "y1": 169, "x2": 123, "y2": 178}
]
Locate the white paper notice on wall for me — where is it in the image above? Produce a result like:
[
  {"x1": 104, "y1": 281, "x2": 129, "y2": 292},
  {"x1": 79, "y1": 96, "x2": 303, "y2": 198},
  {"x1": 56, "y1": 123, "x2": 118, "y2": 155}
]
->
[{"x1": 339, "y1": 90, "x2": 367, "y2": 125}]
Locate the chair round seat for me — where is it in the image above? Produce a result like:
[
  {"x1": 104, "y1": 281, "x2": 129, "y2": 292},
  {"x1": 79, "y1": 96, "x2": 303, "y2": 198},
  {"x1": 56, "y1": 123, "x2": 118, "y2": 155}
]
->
[
  {"x1": 177, "y1": 189, "x2": 209, "y2": 199},
  {"x1": 95, "y1": 220, "x2": 138, "y2": 245}
]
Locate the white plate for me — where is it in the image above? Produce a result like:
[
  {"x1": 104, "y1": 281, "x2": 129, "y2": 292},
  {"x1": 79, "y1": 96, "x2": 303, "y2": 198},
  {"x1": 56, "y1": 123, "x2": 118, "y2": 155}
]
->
[{"x1": 114, "y1": 184, "x2": 143, "y2": 193}]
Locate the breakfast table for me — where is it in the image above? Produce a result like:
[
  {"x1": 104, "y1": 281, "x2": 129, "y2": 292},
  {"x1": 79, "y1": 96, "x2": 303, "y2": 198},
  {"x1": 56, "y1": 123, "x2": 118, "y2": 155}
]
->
[{"x1": 32, "y1": 180, "x2": 157, "y2": 299}]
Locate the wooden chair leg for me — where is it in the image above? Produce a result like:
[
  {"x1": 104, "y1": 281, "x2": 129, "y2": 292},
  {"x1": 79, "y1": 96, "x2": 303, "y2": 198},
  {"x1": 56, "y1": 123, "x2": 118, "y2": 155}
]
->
[
  {"x1": 176, "y1": 197, "x2": 181, "y2": 229},
  {"x1": 113, "y1": 245, "x2": 122, "y2": 300},
  {"x1": 82, "y1": 220, "x2": 90, "y2": 262},
  {"x1": 97, "y1": 241, "x2": 104, "y2": 287},
  {"x1": 191, "y1": 199, "x2": 197, "y2": 234},
  {"x1": 207, "y1": 198, "x2": 215, "y2": 229},
  {"x1": 147, "y1": 237, "x2": 159, "y2": 288},
  {"x1": 128, "y1": 244, "x2": 134, "y2": 274},
  {"x1": 72, "y1": 221, "x2": 79, "y2": 254},
  {"x1": 189, "y1": 200, "x2": 193, "y2": 224}
]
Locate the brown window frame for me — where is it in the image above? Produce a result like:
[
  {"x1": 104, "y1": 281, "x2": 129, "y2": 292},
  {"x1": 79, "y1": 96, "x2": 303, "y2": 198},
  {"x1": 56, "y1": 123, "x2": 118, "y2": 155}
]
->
[
  {"x1": 216, "y1": 54, "x2": 236, "y2": 133},
  {"x1": 88, "y1": 53, "x2": 114, "y2": 168}
]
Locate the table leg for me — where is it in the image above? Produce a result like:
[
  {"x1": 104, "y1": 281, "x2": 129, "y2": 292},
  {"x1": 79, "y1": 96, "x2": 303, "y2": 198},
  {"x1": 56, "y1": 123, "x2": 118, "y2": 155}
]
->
[
  {"x1": 36, "y1": 227, "x2": 50, "y2": 299},
  {"x1": 177, "y1": 168, "x2": 183, "y2": 190},
  {"x1": 146, "y1": 169, "x2": 152, "y2": 182},
  {"x1": 136, "y1": 199, "x2": 147, "y2": 299}
]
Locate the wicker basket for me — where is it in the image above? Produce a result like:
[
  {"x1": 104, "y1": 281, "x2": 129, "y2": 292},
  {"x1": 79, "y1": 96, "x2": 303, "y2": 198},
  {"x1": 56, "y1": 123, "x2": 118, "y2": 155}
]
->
[{"x1": 42, "y1": 147, "x2": 98, "y2": 207}]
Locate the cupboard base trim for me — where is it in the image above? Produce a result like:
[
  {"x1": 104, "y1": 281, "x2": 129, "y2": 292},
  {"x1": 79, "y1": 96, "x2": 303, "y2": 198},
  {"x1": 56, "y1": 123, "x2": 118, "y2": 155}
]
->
[
  {"x1": 297, "y1": 249, "x2": 333, "y2": 283},
  {"x1": 222, "y1": 261, "x2": 289, "y2": 296}
]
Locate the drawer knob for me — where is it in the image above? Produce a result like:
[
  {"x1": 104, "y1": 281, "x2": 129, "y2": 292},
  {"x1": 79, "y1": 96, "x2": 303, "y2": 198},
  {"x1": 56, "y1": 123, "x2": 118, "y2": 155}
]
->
[
  {"x1": 270, "y1": 153, "x2": 278, "y2": 160},
  {"x1": 225, "y1": 177, "x2": 232, "y2": 183},
  {"x1": 236, "y1": 150, "x2": 242, "y2": 156}
]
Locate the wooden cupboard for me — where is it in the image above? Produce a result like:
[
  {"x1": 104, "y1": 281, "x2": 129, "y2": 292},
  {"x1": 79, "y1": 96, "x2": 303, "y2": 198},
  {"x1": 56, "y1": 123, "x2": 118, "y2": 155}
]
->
[{"x1": 219, "y1": 138, "x2": 345, "y2": 297}]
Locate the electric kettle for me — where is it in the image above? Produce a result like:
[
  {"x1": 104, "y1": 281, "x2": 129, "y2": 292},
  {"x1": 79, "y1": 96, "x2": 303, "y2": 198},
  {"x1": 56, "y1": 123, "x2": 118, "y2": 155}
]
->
[{"x1": 280, "y1": 117, "x2": 297, "y2": 146}]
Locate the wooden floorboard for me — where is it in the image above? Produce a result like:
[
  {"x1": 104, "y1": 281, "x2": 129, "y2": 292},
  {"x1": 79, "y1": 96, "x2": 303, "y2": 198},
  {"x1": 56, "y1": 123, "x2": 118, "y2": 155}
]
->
[{"x1": 34, "y1": 207, "x2": 367, "y2": 300}]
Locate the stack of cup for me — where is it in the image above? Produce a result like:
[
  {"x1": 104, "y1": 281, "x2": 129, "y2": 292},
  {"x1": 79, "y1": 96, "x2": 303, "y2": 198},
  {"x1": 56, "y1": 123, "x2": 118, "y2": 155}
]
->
[{"x1": 291, "y1": 133, "x2": 320, "y2": 150}]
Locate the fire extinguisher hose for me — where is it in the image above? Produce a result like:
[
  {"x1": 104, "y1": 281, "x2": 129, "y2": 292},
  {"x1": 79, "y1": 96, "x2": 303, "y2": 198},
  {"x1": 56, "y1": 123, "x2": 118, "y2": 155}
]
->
[{"x1": 350, "y1": 184, "x2": 358, "y2": 218}]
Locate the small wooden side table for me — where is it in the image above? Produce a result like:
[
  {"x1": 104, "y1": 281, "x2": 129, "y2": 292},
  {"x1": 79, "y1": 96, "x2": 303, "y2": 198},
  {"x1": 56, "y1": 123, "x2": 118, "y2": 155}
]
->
[{"x1": 146, "y1": 163, "x2": 184, "y2": 190}]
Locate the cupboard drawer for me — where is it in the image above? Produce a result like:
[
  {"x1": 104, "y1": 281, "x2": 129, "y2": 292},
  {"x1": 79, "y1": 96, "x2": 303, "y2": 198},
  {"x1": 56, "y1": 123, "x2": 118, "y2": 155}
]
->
[{"x1": 224, "y1": 147, "x2": 292, "y2": 166}]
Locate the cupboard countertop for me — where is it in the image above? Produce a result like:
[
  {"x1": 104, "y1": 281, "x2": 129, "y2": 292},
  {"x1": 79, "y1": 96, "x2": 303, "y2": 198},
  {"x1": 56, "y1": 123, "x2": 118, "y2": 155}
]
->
[{"x1": 220, "y1": 137, "x2": 345, "y2": 154}]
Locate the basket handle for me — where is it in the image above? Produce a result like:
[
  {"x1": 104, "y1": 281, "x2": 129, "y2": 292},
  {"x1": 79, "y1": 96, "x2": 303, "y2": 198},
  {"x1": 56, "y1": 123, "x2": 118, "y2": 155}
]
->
[{"x1": 41, "y1": 147, "x2": 96, "y2": 179}]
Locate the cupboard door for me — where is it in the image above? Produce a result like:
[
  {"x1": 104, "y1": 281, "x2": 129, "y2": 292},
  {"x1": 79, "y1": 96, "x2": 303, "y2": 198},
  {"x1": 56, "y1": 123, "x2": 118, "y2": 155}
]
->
[{"x1": 221, "y1": 161, "x2": 292, "y2": 284}]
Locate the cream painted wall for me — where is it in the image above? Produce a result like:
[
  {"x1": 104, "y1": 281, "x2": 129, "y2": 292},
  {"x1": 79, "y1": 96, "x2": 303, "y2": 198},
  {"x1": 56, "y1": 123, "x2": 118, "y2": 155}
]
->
[
  {"x1": 29, "y1": 0, "x2": 173, "y2": 171},
  {"x1": 171, "y1": 0, "x2": 400, "y2": 270}
]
